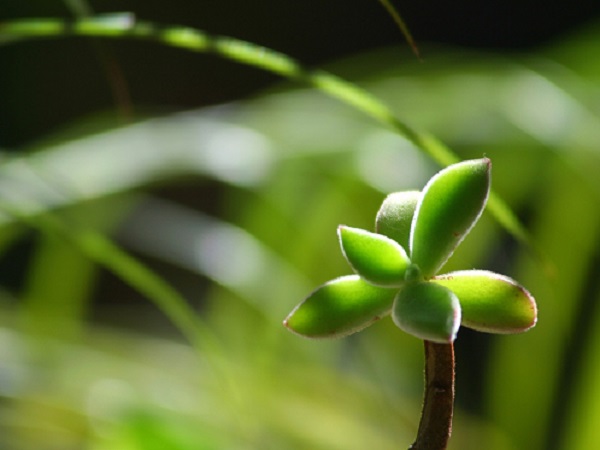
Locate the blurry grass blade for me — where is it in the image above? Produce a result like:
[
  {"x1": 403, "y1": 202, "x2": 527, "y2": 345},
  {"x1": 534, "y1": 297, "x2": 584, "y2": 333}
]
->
[
  {"x1": 0, "y1": 16, "x2": 533, "y2": 252},
  {"x1": 67, "y1": 228, "x2": 212, "y2": 347},
  {"x1": 63, "y1": 0, "x2": 93, "y2": 17},
  {"x1": 214, "y1": 37, "x2": 301, "y2": 78},
  {"x1": 488, "y1": 190, "x2": 554, "y2": 277},
  {"x1": 0, "y1": 17, "x2": 457, "y2": 167},
  {"x1": 0, "y1": 116, "x2": 275, "y2": 224},
  {"x1": 22, "y1": 233, "x2": 96, "y2": 338},
  {"x1": 0, "y1": 13, "x2": 135, "y2": 39},
  {"x1": 118, "y1": 196, "x2": 310, "y2": 320},
  {"x1": 309, "y1": 71, "x2": 396, "y2": 124},
  {"x1": 161, "y1": 27, "x2": 210, "y2": 51},
  {"x1": 74, "y1": 13, "x2": 136, "y2": 36},
  {"x1": 377, "y1": 0, "x2": 420, "y2": 57},
  {"x1": 0, "y1": 18, "x2": 65, "y2": 43},
  {"x1": 0, "y1": 202, "x2": 217, "y2": 353}
]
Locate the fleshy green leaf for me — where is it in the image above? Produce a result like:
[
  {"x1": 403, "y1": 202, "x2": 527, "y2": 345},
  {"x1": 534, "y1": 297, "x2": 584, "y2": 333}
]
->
[
  {"x1": 283, "y1": 275, "x2": 398, "y2": 338},
  {"x1": 410, "y1": 158, "x2": 491, "y2": 278},
  {"x1": 375, "y1": 190, "x2": 421, "y2": 250},
  {"x1": 432, "y1": 270, "x2": 537, "y2": 333},
  {"x1": 338, "y1": 226, "x2": 410, "y2": 286},
  {"x1": 392, "y1": 282, "x2": 461, "y2": 343}
]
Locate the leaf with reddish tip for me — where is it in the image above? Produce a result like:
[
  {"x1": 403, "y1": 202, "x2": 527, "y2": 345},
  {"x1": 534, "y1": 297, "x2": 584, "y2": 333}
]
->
[
  {"x1": 375, "y1": 190, "x2": 421, "y2": 250},
  {"x1": 410, "y1": 158, "x2": 491, "y2": 278},
  {"x1": 283, "y1": 275, "x2": 398, "y2": 338},
  {"x1": 432, "y1": 270, "x2": 537, "y2": 333},
  {"x1": 392, "y1": 282, "x2": 461, "y2": 343},
  {"x1": 338, "y1": 226, "x2": 410, "y2": 286}
]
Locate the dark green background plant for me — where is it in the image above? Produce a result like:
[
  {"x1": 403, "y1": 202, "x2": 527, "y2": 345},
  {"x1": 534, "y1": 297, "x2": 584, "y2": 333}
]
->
[{"x1": 0, "y1": 2, "x2": 600, "y2": 450}]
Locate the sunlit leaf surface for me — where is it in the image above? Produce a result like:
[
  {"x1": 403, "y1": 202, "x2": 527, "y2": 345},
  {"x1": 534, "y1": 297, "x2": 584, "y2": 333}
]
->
[
  {"x1": 338, "y1": 226, "x2": 409, "y2": 286},
  {"x1": 284, "y1": 275, "x2": 398, "y2": 338},
  {"x1": 410, "y1": 158, "x2": 490, "y2": 278},
  {"x1": 432, "y1": 270, "x2": 536, "y2": 333}
]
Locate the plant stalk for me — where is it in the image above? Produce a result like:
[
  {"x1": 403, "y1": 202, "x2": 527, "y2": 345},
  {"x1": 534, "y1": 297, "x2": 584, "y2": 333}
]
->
[{"x1": 410, "y1": 341, "x2": 455, "y2": 450}]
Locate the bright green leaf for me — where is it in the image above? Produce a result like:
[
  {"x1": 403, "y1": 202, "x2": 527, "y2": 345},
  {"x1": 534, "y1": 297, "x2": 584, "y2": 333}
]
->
[
  {"x1": 410, "y1": 158, "x2": 491, "y2": 278},
  {"x1": 432, "y1": 270, "x2": 537, "y2": 333},
  {"x1": 283, "y1": 275, "x2": 398, "y2": 338},
  {"x1": 338, "y1": 226, "x2": 410, "y2": 286},
  {"x1": 392, "y1": 282, "x2": 461, "y2": 343},
  {"x1": 375, "y1": 190, "x2": 421, "y2": 251}
]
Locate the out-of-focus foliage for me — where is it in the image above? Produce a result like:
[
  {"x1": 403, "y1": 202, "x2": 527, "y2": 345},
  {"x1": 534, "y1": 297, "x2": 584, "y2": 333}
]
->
[{"x1": 1, "y1": 13, "x2": 600, "y2": 450}]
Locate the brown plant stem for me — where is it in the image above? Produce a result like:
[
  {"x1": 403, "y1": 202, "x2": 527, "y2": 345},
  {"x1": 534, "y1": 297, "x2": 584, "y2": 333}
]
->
[{"x1": 410, "y1": 341, "x2": 455, "y2": 450}]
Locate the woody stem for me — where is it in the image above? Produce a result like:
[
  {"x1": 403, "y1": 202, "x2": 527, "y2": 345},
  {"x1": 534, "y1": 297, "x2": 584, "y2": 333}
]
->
[{"x1": 409, "y1": 341, "x2": 455, "y2": 450}]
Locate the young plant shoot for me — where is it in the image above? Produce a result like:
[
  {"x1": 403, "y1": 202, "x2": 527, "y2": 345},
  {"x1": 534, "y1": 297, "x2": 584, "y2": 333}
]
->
[{"x1": 284, "y1": 158, "x2": 537, "y2": 450}]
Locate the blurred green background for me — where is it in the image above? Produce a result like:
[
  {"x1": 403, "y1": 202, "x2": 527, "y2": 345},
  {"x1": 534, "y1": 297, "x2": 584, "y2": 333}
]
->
[{"x1": 2, "y1": 1, "x2": 600, "y2": 449}]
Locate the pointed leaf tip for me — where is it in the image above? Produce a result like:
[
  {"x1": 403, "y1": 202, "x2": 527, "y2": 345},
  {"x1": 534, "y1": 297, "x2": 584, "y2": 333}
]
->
[
  {"x1": 284, "y1": 275, "x2": 398, "y2": 338},
  {"x1": 338, "y1": 226, "x2": 410, "y2": 286},
  {"x1": 392, "y1": 282, "x2": 461, "y2": 343},
  {"x1": 432, "y1": 270, "x2": 537, "y2": 333},
  {"x1": 410, "y1": 158, "x2": 491, "y2": 278}
]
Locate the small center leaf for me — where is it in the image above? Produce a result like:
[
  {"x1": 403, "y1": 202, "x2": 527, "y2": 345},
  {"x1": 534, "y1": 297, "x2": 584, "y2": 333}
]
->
[{"x1": 339, "y1": 225, "x2": 410, "y2": 286}]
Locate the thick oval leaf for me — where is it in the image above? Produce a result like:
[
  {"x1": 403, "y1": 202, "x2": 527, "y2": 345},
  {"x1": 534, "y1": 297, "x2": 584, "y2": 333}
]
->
[
  {"x1": 375, "y1": 190, "x2": 421, "y2": 250},
  {"x1": 338, "y1": 226, "x2": 410, "y2": 286},
  {"x1": 410, "y1": 158, "x2": 491, "y2": 278},
  {"x1": 432, "y1": 270, "x2": 537, "y2": 333},
  {"x1": 283, "y1": 275, "x2": 398, "y2": 338},
  {"x1": 392, "y1": 282, "x2": 461, "y2": 343}
]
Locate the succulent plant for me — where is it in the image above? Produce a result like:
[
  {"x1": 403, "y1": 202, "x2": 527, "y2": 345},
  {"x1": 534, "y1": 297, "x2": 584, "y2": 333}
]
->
[
  {"x1": 284, "y1": 158, "x2": 536, "y2": 343},
  {"x1": 283, "y1": 158, "x2": 537, "y2": 449}
]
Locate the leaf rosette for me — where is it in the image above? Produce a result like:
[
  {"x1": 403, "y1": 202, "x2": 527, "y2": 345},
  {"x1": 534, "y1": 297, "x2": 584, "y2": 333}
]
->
[{"x1": 284, "y1": 158, "x2": 537, "y2": 343}]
